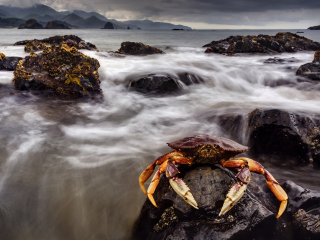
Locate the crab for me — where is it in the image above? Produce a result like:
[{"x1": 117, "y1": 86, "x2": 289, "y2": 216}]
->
[{"x1": 139, "y1": 135, "x2": 288, "y2": 218}]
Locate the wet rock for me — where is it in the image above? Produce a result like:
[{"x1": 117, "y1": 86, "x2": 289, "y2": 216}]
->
[
  {"x1": 296, "y1": 51, "x2": 320, "y2": 81},
  {"x1": 14, "y1": 35, "x2": 97, "y2": 52},
  {"x1": 13, "y1": 44, "x2": 101, "y2": 99},
  {"x1": 18, "y1": 19, "x2": 44, "y2": 29},
  {"x1": 0, "y1": 56, "x2": 23, "y2": 71},
  {"x1": 264, "y1": 57, "x2": 300, "y2": 64},
  {"x1": 247, "y1": 109, "x2": 316, "y2": 164},
  {"x1": 133, "y1": 165, "x2": 276, "y2": 240},
  {"x1": 45, "y1": 21, "x2": 70, "y2": 29},
  {"x1": 24, "y1": 40, "x2": 46, "y2": 53},
  {"x1": 203, "y1": 32, "x2": 320, "y2": 54},
  {"x1": 129, "y1": 74, "x2": 181, "y2": 93},
  {"x1": 293, "y1": 209, "x2": 320, "y2": 239},
  {"x1": 118, "y1": 42, "x2": 164, "y2": 55},
  {"x1": 128, "y1": 73, "x2": 202, "y2": 94},
  {"x1": 102, "y1": 22, "x2": 114, "y2": 29}
]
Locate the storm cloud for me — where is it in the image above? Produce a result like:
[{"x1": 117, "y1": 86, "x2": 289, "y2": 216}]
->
[{"x1": 1, "y1": 0, "x2": 320, "y2": 28}]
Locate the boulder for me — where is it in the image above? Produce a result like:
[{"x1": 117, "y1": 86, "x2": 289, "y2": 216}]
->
[
  {"x1": 118, "y1": 42, "x2": 164, "y2": 55},
  {"x1": 203, "y1": 32, "x2": 320, "y2": 54},
  {"x1": 0, "y1": 56, "x2": 23, "y2": 71},
  {"x1": 14, "y1": 35, "x2": 97, "y2": 52},
  {"x1": 45, "y1": 21, "x2": 70, "y2": 29},
  {"x1": 133, "y1": 165, "x2": 276, "y2": 240},
  {"x1": 13, "y1": 44, "x2": 101, "y2": 99},
  {"x1": 296, "y1": 50, "x2": 320, "y2": 81},
  {"x1": 247, "y1": 109, "x2": 316, "y2": 164},
  {"x1": 128, "y1": 73, "x2": 203, "y2": 94},
  {"x1": 18, "y1": 19, "x2": 44, "y2": 29},
  {"x1": 102, "y1": 22, "x2": 114, "y2": 29},
  {"x1": 212, "y1": 109, "x2": 320, "y2": 166}
]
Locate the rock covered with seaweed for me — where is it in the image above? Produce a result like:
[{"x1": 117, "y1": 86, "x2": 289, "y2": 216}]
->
[
  {"x1": 203, "y1": 32, "x2": 320, "y2": 54},
  {"x1": 13, "y1": 43, "x2": 101, "y2": 99},
  {"x1": 14, "y1": 35, "x2": 97, "y2": 52}
]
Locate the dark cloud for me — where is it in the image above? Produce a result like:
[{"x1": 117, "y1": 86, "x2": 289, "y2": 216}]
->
[{"x1": 1, "y1": 0, "x2": 320, "y2": 28}]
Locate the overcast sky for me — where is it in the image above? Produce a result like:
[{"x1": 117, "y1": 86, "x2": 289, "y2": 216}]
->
[{"x1": 1, "y1": 0, "x2": 320, "y2": 29}]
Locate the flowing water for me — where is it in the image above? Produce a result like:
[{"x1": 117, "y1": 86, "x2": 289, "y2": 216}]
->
[{"x1": 0, "y1": 29, "x2": 320, "y2": 240}]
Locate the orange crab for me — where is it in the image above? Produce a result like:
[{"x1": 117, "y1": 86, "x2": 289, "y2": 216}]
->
[{"x1": 139, "y1": 135, "x2": 288, "y2": 218}]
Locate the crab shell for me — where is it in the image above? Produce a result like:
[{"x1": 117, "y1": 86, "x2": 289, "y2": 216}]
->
[{"x1": 167, "y1": 135, "x2": 250, "y2": 164}]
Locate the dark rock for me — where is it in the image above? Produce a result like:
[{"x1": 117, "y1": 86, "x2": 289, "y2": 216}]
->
[
  {"x1": 118, "y1": 42, "x2": 164, "y2": 55},
  {"x1": 13, "y1": 44, "x2": 101, "y2": 99},
  {"x1": 14, "y1": 35, "x2": 97, "y2": 51},
  {"x1": 129, "y1": 74, "x2": 181, "y2": 93},
  {"x1": 133, "y1": 165, "x2": 276, "y2": 240},
  {"x1": 308, "y1": 25, "x2": 320, "y2": 30},
  {"x1": 102, "y1": 22, "x2": 114, "y2": 29},
  {"x1": 18, "y1": 19, "x2": 44, "y2": 29},
  {"x1": 296, "y1": 51, "x2": 320, "y2": 81},
  {"x1": 129, "y1": 73, "x2": 203, "y2": 94},
  {"x1": 247, "y1": 109, "x2": 314, "y2": 164},
  {"x1": 203, "y1": 32, "x2": 320, "y2": 54},
  {"x1": 264, "y1": 57, "x2": 299, "y2": 64},
  {"x1": 0, "y1": 57, "x2": 23, "y2": 71},
  {"x1": 45, "y1": 21, "x2": 70, "y2": 29}
]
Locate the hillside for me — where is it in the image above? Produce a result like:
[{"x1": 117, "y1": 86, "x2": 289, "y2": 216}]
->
[{"x1": 0, "y1": 4, "x2": 191, "y2": 30}]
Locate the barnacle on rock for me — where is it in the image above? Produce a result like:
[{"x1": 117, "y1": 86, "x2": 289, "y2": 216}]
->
[{"x1": 153, "y1": 206, "x2": 178, "y2": 232}]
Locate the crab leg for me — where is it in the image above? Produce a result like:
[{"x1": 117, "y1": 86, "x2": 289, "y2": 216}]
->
[
  {"x1": 139, "y1": 151, "x2": 177, "y2": 195},
  {"x1": 221, "y1": 157, "x2": 288, "y2": 218},
  {"x1": 147, "y1": 161, "x2": 168, "y2": 207},
  {"x1": 141, "y1": 151, "x2": 192, "y2": 207},
  {"x1": 219, "y1": 165, "x2": 251, "y2": 216}
]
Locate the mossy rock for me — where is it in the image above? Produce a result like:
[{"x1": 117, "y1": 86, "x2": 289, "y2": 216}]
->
[{"x1": 13, "y1": 44, "x2": 101, "y2": 99}]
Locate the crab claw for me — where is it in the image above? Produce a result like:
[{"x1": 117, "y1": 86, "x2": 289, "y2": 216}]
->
[
  {"x1": 219, "y1": 166, "x2": 250, "y2": 216},
  {"x1": 219, "y1": 182, "x2": 247, "y2": 216},
  {"x1": 169, "y1": 177, "x2": 198, "y2": 209}
]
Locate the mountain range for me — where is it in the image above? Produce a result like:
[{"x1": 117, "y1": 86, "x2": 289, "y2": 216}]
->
[{"x1": 0, "y1": 4, "x2": 191, "y2": 30}]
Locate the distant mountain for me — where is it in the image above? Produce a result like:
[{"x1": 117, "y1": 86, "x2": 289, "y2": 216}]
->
[
  {"x1": 23, "y1": 14, "x2": 56, "y2": 22},
  {"x1": 124, "y1": 20, "x2": 191, "y2": 30},
  {"x1": 0, "y1": 4, "x2": 58, "y2": 18},
  {"x1": 78, "y1": 16, "x2": 106, "y2": 28},
  {"x1": 0, "y1": 3, "x2": 191, "y2": 30},
  {"x1": 73, "y1": 10, "x2": 108, "y2": 22},
  {"x1": 0, "y1": 17, "x2": 25, "y2": 28},
  {"x1": 60, "y1": 13, "x2": 84, "y2": 25},
  {"x1": 308, "y1": 25, "x2": 320, "y2": 30}
]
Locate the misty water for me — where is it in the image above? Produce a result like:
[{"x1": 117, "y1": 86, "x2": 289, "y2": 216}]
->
[{"x1": 0, "y1": 29, "x2": 320, "y2": 240}]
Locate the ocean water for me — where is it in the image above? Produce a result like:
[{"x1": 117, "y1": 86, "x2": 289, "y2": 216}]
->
[{"x1": 0, "y1": 29, "x2": 320, "y2": 240}]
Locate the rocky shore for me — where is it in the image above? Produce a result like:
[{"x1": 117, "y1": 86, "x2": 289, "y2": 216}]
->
[{"x1": 203, "y1": 32, "x2": 320, "y2": 54}]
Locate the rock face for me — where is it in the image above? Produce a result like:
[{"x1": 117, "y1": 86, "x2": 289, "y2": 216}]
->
[
  {"x1": 13, "y1": 44, "x2": 101, "y2": 99},
  {"x1": 308, "y1": 25, "x2": 320, "y2": 30},
  {"x1": 14, "y1": 35, "x2": 97, "y2": 52},
  {"x1": 102, "y1": 22, "x2": 114, "y2": 29},
  {"x1": 203, "y1": 32, "x2": 320, "y2": 54},
  {"x1": 129, "y1": 73, "x2": 203, "y2": 94},
  {"x1": 296, "y1": 50, "x2": 320, "y2": 80},
  {"x1": 0, "y1": 56, "x2": 23, "y2": 71},
  {"x1": 118, "y1": 42, "x2": 164, "y2": 55},
  {"x1": 45, "y1": 21, "x2": 70, "y2": 29},
  {"x1": 133, "y1": 165, "x2": 276, "y2": 240},
  {"x1": 213, "y1": 109, "x2": 320, "y2": 166},
  {"x1": 18, "y1": 19, "x2": 44, "y2": 29}
]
